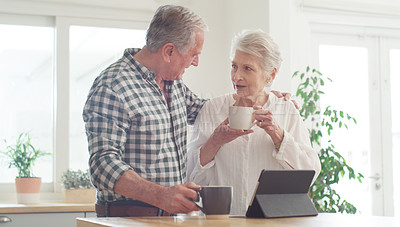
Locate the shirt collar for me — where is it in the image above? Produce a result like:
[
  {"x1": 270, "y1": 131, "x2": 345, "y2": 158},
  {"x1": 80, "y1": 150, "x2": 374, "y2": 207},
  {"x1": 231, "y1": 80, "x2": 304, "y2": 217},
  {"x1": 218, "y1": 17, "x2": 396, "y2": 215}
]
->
[{"x1": 123, "y1": 48, "x2": 156, "y2": 81}]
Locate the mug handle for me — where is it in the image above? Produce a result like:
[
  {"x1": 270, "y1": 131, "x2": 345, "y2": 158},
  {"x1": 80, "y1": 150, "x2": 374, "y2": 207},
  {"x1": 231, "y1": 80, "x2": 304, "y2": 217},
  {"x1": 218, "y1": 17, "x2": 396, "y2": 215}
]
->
[
  {"x1": 191, "y1": 188, "x2": 205, "y2": 212},
  {"x1": 249, "y1": 109, "x2": 257, "y2": 129}
]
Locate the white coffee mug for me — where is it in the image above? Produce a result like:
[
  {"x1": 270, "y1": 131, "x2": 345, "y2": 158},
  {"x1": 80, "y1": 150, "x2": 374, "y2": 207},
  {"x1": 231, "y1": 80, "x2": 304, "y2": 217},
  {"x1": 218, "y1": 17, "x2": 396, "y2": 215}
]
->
[{"x1": 229, "y1": 106, "x2": 256, "y2": 130}]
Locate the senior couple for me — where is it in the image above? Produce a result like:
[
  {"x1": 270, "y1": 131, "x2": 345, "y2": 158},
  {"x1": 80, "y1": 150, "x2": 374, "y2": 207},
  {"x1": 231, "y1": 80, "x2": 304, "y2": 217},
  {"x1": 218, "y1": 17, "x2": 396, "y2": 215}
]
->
[{"x1": 83, "y1": 5, "x2": 321, "y2": 217}]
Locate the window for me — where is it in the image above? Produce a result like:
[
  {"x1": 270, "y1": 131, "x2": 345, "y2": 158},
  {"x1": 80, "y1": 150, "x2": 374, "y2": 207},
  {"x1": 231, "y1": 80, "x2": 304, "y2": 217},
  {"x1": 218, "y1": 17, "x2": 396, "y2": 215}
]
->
[
  {"x1": 318, "y1": 43, "x2": 371, "y2": 214},
  {"x1": 0, "y1": 23, "x2": 54, "y2": 183},
  {"x1": 69, "y1": 26, "x2": 146, "y2": 171}
]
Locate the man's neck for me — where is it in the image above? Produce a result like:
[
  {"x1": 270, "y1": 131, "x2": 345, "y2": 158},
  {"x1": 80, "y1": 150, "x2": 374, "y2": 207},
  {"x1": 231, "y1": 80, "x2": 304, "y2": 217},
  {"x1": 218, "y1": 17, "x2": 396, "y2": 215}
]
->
[{"x1": 133, "y1": 46, "x2": 165, "y2": 88}]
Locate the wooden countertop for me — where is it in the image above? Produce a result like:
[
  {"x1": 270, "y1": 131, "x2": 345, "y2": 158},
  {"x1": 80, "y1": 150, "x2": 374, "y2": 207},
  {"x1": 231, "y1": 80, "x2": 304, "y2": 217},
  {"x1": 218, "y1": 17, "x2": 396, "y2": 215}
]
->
[
  {"x1": 0, "y1": 203, "x2": 95, "y2": 213},
  {"x1": 77, "y1": 213, "x2": 400, "y2": 227}
]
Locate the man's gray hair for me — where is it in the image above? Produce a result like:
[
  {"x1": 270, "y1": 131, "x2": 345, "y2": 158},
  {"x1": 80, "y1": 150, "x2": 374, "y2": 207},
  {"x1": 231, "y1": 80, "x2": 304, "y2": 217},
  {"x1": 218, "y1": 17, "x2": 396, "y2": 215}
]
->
[
  {"x1": 230, "y1": 29, "x2": 282, "y2": 74},
  {"x1": 146, "y1": 5, "x2": 208, "y2": 54}
]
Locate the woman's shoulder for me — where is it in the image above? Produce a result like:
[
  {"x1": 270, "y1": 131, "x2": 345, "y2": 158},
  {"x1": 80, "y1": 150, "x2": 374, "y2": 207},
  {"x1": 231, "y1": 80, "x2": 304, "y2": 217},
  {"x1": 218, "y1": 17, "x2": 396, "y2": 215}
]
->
[{"x1": 197, "y1": 94, "x2": 232, "y2": 121}]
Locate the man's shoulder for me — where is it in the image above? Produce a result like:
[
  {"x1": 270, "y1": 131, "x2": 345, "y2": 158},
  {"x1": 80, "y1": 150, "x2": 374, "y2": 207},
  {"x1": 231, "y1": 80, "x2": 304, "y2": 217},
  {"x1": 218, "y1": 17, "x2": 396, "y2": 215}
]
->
[{"x1": 101, "y1": 57, "x2": 143, "y2": 82}]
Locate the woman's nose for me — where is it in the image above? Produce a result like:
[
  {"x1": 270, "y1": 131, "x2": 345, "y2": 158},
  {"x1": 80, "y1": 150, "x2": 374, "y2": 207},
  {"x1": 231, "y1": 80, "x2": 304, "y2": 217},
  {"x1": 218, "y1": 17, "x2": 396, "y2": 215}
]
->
[{"x1": 232, "y1": 71, "x2": 242, "y2": 82}]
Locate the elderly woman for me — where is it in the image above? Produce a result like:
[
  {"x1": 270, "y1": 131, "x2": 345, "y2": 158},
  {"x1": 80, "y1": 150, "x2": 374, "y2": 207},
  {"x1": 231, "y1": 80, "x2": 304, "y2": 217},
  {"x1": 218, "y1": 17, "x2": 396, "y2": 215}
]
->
[{"x1": 186, "y1": 29, "x2": 321, "y2": 215}]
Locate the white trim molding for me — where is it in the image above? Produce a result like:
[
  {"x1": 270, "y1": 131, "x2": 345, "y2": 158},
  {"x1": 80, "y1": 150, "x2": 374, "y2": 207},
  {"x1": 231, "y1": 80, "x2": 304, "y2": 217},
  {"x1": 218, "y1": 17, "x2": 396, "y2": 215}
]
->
[
  {"x1": 301, "y1": 0, "x2": 400, "y2": 18},
  {"x1": 0, "y1": 0, "x2": 155, "y2": 22}
]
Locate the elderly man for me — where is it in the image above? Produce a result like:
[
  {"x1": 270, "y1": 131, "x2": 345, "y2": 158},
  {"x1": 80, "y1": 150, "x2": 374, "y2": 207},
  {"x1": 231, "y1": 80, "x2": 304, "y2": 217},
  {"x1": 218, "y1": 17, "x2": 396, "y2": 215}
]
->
[{"x1": 83, "y1": 5, "x2": 206, "y2": 217}]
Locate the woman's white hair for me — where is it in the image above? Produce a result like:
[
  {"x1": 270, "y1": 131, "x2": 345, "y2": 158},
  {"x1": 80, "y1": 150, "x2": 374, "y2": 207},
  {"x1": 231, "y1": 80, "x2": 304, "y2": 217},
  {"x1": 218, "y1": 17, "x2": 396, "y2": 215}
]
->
[
  {"x1": 230, "y1": 29, "x2": 282, "y2": 74},
  {"x1": 146, "y1": 5, "x2": 208, "y2": 54}
]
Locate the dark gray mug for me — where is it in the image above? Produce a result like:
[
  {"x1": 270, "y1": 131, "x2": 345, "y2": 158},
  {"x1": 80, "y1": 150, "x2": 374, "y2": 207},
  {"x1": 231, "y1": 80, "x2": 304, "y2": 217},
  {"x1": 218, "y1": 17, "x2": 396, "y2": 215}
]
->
[{"x1": 194, "y1": 186, "x2": 232, "y2": 215}]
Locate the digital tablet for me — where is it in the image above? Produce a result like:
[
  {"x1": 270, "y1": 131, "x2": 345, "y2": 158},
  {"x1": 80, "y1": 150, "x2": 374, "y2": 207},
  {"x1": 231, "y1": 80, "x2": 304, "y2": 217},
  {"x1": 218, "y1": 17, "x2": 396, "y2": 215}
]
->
[{"x1": 246, "y1": 169, "x2": 318, "y2": 218}]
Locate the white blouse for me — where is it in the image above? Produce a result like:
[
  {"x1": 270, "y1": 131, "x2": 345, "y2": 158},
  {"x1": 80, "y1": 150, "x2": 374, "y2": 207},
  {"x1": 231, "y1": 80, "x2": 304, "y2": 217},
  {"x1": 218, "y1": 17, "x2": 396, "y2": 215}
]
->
[{"x1": 186, "y1": 93, "x2": 321, "y2": 215}]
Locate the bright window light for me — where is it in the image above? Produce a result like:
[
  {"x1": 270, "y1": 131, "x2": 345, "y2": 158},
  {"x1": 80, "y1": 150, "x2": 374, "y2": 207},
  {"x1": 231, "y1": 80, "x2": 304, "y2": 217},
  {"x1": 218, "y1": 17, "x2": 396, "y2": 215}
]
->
[
  {"x1": 0, "y1": 24, "x2": 54, "y2": 183},
  {"x1": 319, "y1": 44, "x2": 371, "y2": 214},
  {"x1": 69, "y1": 26, "x2": 146, "y2": 171}
]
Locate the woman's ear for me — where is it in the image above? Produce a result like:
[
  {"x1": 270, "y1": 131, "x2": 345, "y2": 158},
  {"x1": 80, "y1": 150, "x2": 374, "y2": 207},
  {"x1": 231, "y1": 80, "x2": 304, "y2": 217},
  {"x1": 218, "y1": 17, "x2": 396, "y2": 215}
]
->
[
  {"x1": 161, "y1": 43, "x2": 174, "y2": 63},
  {"x1": 264, "y1": 68, "x2": 277, "y2": 84},
  {"x1": 270, "y1": 67, "x2": 277, "y2": 81}
]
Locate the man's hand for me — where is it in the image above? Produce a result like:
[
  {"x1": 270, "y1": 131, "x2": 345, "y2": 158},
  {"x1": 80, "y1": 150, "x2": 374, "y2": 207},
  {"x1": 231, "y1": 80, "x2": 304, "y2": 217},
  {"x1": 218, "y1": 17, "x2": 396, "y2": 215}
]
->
[
  {"x1": 160, "y1": 182, "x2": 200, "y2": 214},
  {"x1": 270, "y1": 90, "x2": 299, "y2": 109},
  {"x1": 114, "y1": 170, "x2": 200, "y2": 214}
]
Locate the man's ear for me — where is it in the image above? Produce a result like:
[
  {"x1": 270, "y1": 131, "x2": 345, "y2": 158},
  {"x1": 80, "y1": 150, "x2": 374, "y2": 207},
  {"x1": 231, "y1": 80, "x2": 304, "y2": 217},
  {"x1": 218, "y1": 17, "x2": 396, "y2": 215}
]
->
[{"x1": 161, "y1": 43, "x2": 174, "y2": 63}]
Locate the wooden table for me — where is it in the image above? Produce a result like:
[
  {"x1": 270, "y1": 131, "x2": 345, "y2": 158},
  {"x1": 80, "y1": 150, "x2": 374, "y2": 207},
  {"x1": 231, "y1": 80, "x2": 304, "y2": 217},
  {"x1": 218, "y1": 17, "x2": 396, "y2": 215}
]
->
[{"x1": 76, "y1": 213, "x2": 400, "y2": 227}]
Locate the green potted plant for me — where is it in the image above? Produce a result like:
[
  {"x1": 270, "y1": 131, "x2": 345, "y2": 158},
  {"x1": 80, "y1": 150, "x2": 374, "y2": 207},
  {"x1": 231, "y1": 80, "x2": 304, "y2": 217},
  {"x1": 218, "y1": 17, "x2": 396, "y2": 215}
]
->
[
  {"x1": 61, "y1": 169, "x2": 96, "y2": 203},
  {"x1": 1, "y1": 132, "x2": 51, "y2": 204},
  {"x1": 292, "y1": 67, "x2": 364, "y2": 213}
]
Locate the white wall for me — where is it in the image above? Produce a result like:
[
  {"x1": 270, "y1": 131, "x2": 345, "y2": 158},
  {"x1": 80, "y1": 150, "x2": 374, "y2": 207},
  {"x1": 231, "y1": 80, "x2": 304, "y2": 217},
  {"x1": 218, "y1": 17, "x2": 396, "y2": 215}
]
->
[
  {"x1": 179, "y1": 0, "x2": 232, "y2": 99},
  {"x1": 1, "y1": 0, "x2": 400, "y2": 98},
  {"x1": 182, "y1": 0, "x2": 298, "y2": 98}
]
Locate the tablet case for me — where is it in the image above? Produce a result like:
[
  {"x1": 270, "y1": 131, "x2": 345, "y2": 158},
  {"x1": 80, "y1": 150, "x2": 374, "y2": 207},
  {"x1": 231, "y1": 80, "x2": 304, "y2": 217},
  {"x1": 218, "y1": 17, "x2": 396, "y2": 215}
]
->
[{"x1": 245, "y1": 169, "x2": 318, "y2": 218}]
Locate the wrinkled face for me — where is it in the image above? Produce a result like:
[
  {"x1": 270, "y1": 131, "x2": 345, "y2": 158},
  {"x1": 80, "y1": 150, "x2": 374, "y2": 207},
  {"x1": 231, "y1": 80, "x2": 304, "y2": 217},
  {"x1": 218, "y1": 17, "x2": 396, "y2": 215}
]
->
[
  {"x1": 231, "y1": 50, "x2": 270, "y2": 99},
  {"x1": 167, "y1": 30, "x2": 204, "y2": 81}
]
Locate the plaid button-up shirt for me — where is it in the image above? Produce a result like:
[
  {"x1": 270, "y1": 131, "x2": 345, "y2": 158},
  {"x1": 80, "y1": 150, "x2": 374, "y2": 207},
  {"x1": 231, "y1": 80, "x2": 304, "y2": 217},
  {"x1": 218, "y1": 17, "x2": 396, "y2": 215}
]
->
[{"x1": 83, "y1": 48, "x2": 206, "y2": 202}]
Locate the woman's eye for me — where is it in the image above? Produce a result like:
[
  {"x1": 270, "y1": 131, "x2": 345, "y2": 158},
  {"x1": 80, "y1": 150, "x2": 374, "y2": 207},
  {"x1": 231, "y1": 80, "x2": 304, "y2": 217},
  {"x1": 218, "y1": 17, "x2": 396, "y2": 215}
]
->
[
  {"x1": 232, "y1": 64, "x2": 237, "y2": 69},
  {"x1": 245, "y1": 66, "x2": 252, "y2": 71}
]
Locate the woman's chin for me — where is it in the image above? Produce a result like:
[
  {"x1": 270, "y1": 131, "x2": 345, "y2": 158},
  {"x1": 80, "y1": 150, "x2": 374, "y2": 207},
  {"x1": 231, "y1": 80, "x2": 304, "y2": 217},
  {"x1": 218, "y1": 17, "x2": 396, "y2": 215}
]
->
[{"x1": 235, "y1": 91, "x2": 249, "y2": 98}]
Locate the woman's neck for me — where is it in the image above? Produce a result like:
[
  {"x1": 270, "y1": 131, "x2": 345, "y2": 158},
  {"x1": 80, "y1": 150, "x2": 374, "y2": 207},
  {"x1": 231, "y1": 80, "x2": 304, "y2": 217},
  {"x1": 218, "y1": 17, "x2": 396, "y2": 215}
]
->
[{"x1": 233, "y1": 91, "x2": 269, "y2": 107}]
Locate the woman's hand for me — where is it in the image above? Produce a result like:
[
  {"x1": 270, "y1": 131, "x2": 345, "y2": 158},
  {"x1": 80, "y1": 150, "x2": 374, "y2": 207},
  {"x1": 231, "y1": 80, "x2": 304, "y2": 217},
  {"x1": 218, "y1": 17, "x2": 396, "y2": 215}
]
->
[
  {"x1": 211, "y1": 118, "x2": 253, "y2": 145},
  {"x1": 253, "y1": 106, "x2": 284, "y2": 146},
  {"x1": 199, "y1": 118, "x2": 253, "y2": 166}
]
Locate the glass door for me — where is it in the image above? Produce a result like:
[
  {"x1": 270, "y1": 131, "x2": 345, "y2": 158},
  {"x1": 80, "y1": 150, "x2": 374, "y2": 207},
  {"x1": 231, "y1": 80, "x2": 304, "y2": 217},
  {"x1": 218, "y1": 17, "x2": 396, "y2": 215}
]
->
[{"x1": 311, "y1": 33, "x2": 381, "y2": 215}]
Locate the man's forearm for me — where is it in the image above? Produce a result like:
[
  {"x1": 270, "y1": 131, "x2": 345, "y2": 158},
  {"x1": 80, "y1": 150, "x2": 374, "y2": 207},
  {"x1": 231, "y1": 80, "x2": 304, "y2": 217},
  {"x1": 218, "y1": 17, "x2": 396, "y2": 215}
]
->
[{"x1": 114, "y1": 169, "x2": 166, "y2": 208}]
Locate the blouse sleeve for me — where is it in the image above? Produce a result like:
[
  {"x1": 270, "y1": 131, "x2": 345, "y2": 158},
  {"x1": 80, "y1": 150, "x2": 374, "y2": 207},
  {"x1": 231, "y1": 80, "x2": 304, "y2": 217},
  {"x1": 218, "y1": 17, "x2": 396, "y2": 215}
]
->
[{"x1": 272, "y1": 102, "x2": 321, "y2": 183}]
